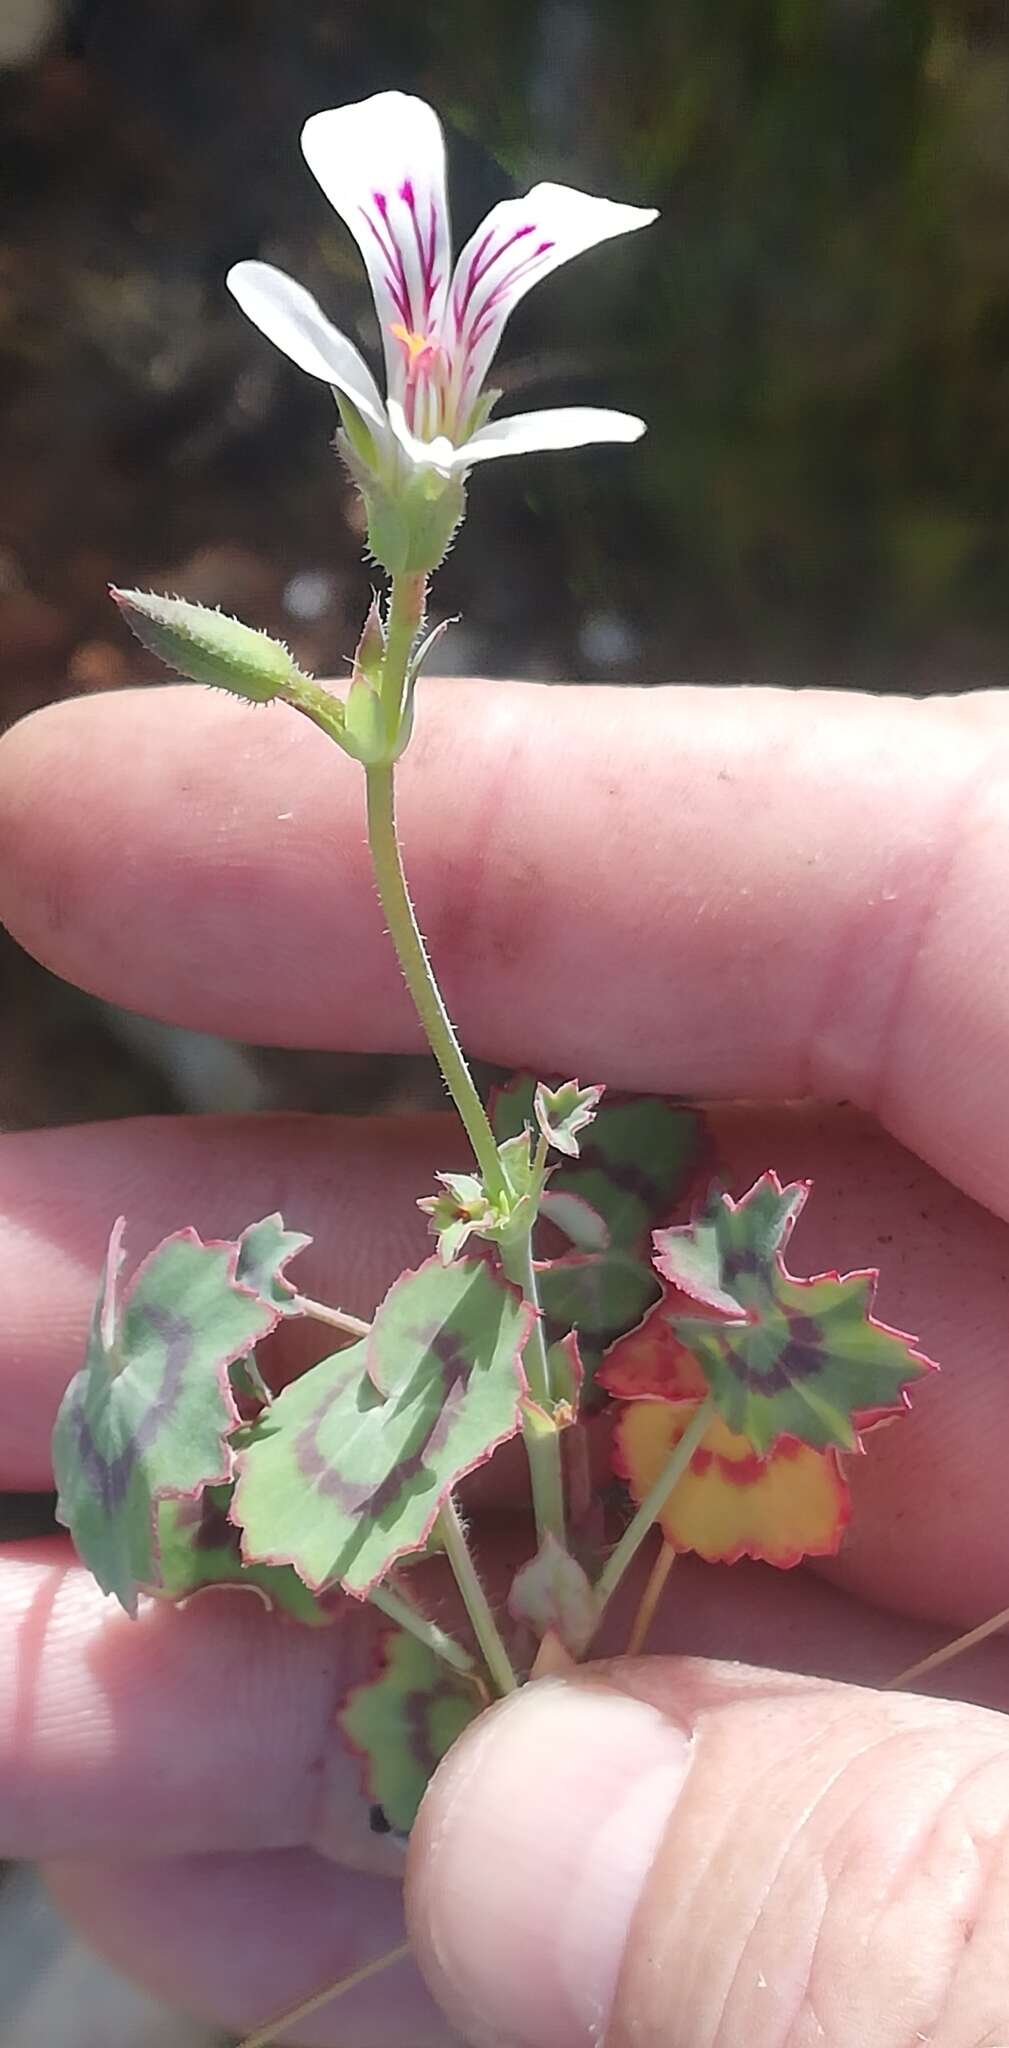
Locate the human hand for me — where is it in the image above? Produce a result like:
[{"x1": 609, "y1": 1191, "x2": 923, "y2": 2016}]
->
[{"x1": 2, "y1": 678, "x2": 1009, "y2": 2046}]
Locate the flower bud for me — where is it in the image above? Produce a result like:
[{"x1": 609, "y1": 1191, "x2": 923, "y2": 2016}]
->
[{"x1": 109, "y1": 588, "x2": 309, "y2": 702}]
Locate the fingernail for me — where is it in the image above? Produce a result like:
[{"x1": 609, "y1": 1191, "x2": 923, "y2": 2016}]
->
[{"x1": 409, "y1": 1678, "x2": 690, "y2": 2047}]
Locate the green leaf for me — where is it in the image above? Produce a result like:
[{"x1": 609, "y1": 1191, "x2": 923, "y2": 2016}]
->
[
  {"x1": 491, "y1": 1076, "x2": 705, "y2": 1250},
  {"x1": 155, "y1": 1487, "x2": 333, "y2": 1625},
  {"x1": 52, "y1": 1222, "x2": 283, "y2": 1614},
  {"x1": 235, "y1": 1214, "x2": 311, "y2": 1316},
  {"x1": 338, "y1": 1628, "x2": 481, "y2": 1835},
  {"x1": 533, "y1": 1078, "x2": 605, "y2": 1158},
  {"x1": 539, "y1": 1189, "x2": 610, "y2": 1253},
  {"x1": 654, "y1": 1175, "x2": 805, "y2": 1314},
  {"x1": 655, "y1": 1173, "x2": 936, "y2": 1453},
  {"x1": 538, "y1": 1249, "x2": 660, "y2": 1377},
  {"x1": 508, "y1": 1533, "x2": 596, "y2": 1655},
  {"x1": 110, "y1": 588, "x2": 312, "y2": 703},
  {"x1": 233, "y1": 1260, "x2": 533, "y2": 1595}
]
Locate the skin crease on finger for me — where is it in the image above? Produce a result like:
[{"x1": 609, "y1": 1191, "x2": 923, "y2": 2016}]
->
[{"x1": 1, "y1": 684, "x2": 1009, "y2": 1221}]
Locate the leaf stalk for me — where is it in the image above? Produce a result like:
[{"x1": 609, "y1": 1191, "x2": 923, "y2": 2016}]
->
[
  {"x1": 590, "y1": 1394, "x2": 715, "y2": 1635},
  {"x1": 437, "y1": 1496, "x2": 518, "y2": 1696}
]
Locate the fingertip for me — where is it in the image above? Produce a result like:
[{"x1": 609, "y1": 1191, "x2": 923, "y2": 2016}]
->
[{"x1": 406, "y1": 1677, "x2": 690, "y2": 2048}]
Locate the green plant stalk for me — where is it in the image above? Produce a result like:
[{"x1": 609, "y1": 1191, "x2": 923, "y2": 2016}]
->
[
  {"x1": 365, "y1": 757, "x2": 508, "y2": 1202},
  {"x1": 500, "y1": 1229, "x2": 566, "y2": 1547},
  {"x1": 368, "y1": 1581, "x2": 476, "y2": 1677},
  {"x1": 364, "y1": 573, "x2": 562, "y2": 1548},
  {"x1": 591, "y1": 1394, "x2": 716, "y2": 1631},
  {"x1": 437, "y1": 1497, "x2": 518, "y2": 1696},
  {"x1": 380, "y1": 569, "x2": 426, "y2": 746}
]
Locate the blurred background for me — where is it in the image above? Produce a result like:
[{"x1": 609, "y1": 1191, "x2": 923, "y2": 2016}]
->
[{"x1": 1, "y1": 0, "x2": 1008, "y2": 2035}]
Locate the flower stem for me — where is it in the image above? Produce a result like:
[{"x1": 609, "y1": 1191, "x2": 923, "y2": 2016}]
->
[
  {"x1": 500, "y1": 1231, "x2": 566, "y2": 1547},
  {"x1": 590, "y1": 1395, "x2": 715, "y2": 1635},
  {"x1": 364, "y1": 574, "x2": 562, "y2": 1547},
  {"x1": 368, "y1": 1581, "x2": 476, "y2": 1678},
  {"x1": 380, "y1": 570, "x2": 427, "y2": 747},
  {"x1": 365, "y1": 757, "x2": 507, "y2": 1201},
  {"x1": 437, "y1": 1496, "x2": 518, "y2": 1697}
]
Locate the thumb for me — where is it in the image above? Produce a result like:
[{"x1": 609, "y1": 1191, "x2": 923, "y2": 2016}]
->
[{"x1": 405, "y1": 1657, "x2": 1009, "y2": 2048}]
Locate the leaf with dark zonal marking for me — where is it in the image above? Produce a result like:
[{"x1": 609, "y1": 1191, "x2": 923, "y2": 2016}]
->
[
  {"x1": 52, "y1": 1222, "x2": 284, "y2": 1615},
  {"x1": 155, "y1": 1487, "x2": 333, "y2": 1624},
  {"x1": 539, "y1": 1189, "x2": 610, "y2": 1252},
  {"x1": 339, "y1": 1628, "x2": 482, "y2": 1835},
  {"x1": 234, "y1": 1214, "x2": 312, "y2": 1315},
  {"x1": 611, "y1": 1400, "x2": 850, "y2": 1566},
  {"x1": 233, "y1": 1260, "x2": 533, "y2": 1595},
  {"x1": 537, "y1": 1249, "x2": 661, "y2": 1379},
  {"x1": 653, "y1": 1173, "x2": 936, "y2": 1453}
]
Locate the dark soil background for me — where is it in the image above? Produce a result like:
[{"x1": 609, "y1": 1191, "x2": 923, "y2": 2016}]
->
[{"x1": 1, "y1": 0, "x2": 1008, "y2": 1479}]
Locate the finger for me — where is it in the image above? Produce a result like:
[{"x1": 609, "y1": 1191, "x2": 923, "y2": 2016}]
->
[
  {"x1": 46, "y1": 1851, "x2": 456, "y2": 2047},
  {"x1": 3, "y1": 1105, "x2": 1008, "y2": 1636},
  {"x1": 0, "y1": 1542, "x2": 398, "y2": 1872},
  {"x1": 0, "y1": 1109, "x2": 437, "y2": 1486},
  {"x1": 7, "y1": 1536, "x2": 1009, "y2": 1873},
  {"x1": 407, "y1": 1660, "x2": 1009, "y2": 2048},
  {"x1": 2, "y1": 684, "x2": 1009, "y2": 1216}
]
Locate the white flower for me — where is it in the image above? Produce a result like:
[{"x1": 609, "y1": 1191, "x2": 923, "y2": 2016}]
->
[{"x1": 227, "y1": 91, "x2": 656, "y2": 480}]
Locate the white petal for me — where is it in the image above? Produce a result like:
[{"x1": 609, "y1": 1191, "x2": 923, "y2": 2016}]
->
[
  {"x1": 457, "y1": 406, "x2": 647, "y2": 467},
  {"x1": 446, "y1": 184, "x2": 657, "y2": 409},
  {"x1": 226, "y1": 261, "x2": 387, "y2": 432},
  {"x1": 301, "y1": 95, "x2": 452, "y2": 403},
  {"x1": 386, "y1": 398, "x2": 458, "y2": 476}
]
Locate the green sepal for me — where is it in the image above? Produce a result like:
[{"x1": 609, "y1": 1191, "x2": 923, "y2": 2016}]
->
[
  {"x1": 346, "y1": 450, "x2": 467, "y2": 577},
  {"x1": 655, "y1": 1174, "x2": 936, "y2": 1453},
  {"x1": 534, "y1": 1079, "x2": 605, "y2": 1159},
  {"x1": 109, "y1": 588, "x2": 311, "y2": 702},
  {"x1": 333, "y1": 390, "x2": 382, "y2": 476},
  {"x1": 338, "y1": 1628, "x2": 481, "y2": 1834}
]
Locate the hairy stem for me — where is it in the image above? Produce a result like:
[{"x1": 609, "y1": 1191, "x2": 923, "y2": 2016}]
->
[
  {"x1": 380, "y1": 569, "x2": 426, "y2": 745},
  {"x1": 365, "y1": 758, "x2": 507, "y2": 1200},
  {"x1": 368, "y1": 1581, "x2": 476, "y2": 1677},
  {"x1": 591, "y1": 1395, "x2": 715, "y2": 1633},
  {"x1": 500, "y1": 1231, "x2": 566, "y2": 1546},
  {"x1": 437, "y1": 1496, "x2": 518, "y2": 1696}
]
